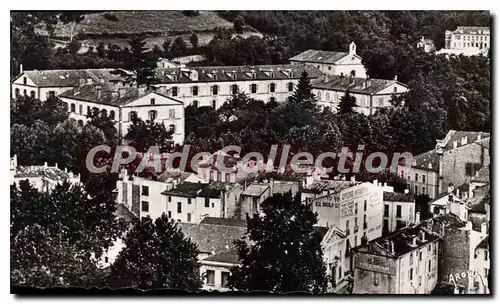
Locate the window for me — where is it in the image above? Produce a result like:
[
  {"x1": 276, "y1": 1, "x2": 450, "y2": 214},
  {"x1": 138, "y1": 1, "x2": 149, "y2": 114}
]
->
[
  {"x1": 384, "y1": 205, "x2": 389, "y2": 217},
  {"x1": 415, "y1": 173, "x2": 418, "y2": 182},
  {"x1": 177, "y1": 202, "x2": 182, "y2": 213},
  {"x1": 169, "y1": 109, "x2": 175, "y2": 118},
  {"x1": 354, "y1": 236, "x2": 357, "y2": 246},
  {"x1": 172, "y1": 87, "x2": 178, "y2": 97},
  {"x1": 205, "y1": 198, "x2": 210, "y2": 208},
  {"x1": 428, "y1": 260, "x2": 431, "y2": 272},
  {"x1": 150, "y1": 98, "x2": 155, "y2": 105},
  {"x1": 212, "y1": 100, "x2": 217, "y2": 109},
  {"x1": 419, "y1": 251, "x2": 422, "y2": 261},
  {"x1": 345, "y1": 220, "x2": 350, "y2": 235},
  {"x1": 326, "y1": 93, "x2": 330, "y2": 101},
  {"x1": 129, "y1": 111, "x2": 137, "y2": 121},
  {"x1": 409, "y1": 268, "x2": 413, "y2": 280},
  {"x1": 419, "y1": 276, "x2": 422, "y2": 286},
  {"x1": 141, "y1": 201, "x2": 149, "y2": 212},
  {"x1": 401, "y1": 170, "x2": 405, "y2": 178},
  {"x1": 188, "y1": 198, "x2": 192, "y2": 205},
  {"x1": 250, "y1": 84, "x2": 257, "y2": 93},
  {"x1": 410, "y1": 253, "x2": 414, "y2": 265},
  {"x1": 485, "y1": 251, "x2": 488, "y2": 261},
  {"x1": 30, "y1": 90, "x2": 35, "y2": 98},
  {"x1": 270, "y1": 83, "x2": 276, "y2": 93},
  {"x1": 87, "y1": 106, "x2": 91, "y2": 115},
  {"x1": 148, "y1": 110, "x2": 157, "y2": 120},
  {"x1": 355, "y1": 203, "x2": 358, "y2": 215},
  {"x1": 317, "y1": 91, "x2": 322, "y2": 100},
  {"x1": 231, "y1": 84, "x2": 238, "y2": 95},
  {"x1": 363, "y1": 214, "x2": 367, "y2": 229},
  {"x1": 364, "y1": 200, "x2": 367, "y2": 211},
  {"x1": 141, "y1": 185, "x2": 149, "y2": 196},
  {"x1": 187, "y1": 213, "x2": 191, "y2": 222},
  {"x1": 168, "y1": 211, "x2": 172, "y2": 218},
  {"x1": 212, "y1": 85, "x2": 218, "y2": 95},
  {"x1": 23, "y1": 77, "x2": 27, "y2": 85},
  {"x1": 169, "y1": 124, "x2": 175, "y2": 133},
  {"x1": 269, "y1": 97, "x2": 276, "y2": 103},
  {"x1": 217, "y1": 171, "x2": 222, "y2": 181},
  {"x1": 48, "y1": 91, "x2": 55, "y2": 98},
  {"x1": 396, "y1": 205, "x2": 402, "y2": 218},
  {"x1": 192, "y1": 86, "x2": 199, "y2": 96},
  {"x1": 422, "y1": 187, "x2": 426, "y2": 195},
  {"x1": 287, "y1": 82, "x2": 294, "y2": 92},
  {"x1": 168, "y1": 196, "x2": 171, "y2": 202},
  {"x1": 373, "y1": 272, "x2": 379, "y2": 286},
  {"x1": 252, "y1": 197, "x2": 258, "y2": 214},
  {"x1": 422, "y1": 175, "x2": 426, "y2": 183},
  {"x1": 221, "y1": 272, "x2": 230, "y2": 288},
  {"x1": 414, "y1": 185, "x2": 418, "y2": 194},
  {"x1": 350, "y1": 70, "x2": 356, "y2": 77},
  {"x1": 225, "y1": 173, "x2": 230, "y2": 182},
  {"x1": 192, "y1": 100, "x2": 198, "y2": 107},
  {"x1": 70, "y1": 103, "x2": 76, "y2": 113},
  {"x1": 206, "y1": 270, "x2": 215, "y2": 286},
  {"x1": 15, "y1": 88, "x2": 19, "y2": 97}
]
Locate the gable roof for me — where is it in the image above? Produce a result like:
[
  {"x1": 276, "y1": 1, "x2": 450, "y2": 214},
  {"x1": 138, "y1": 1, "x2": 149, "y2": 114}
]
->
[
  {"x1": 383, "y1": 192, "x2": 415, "y2": 203},
  {"x1": 202, "y1": 249, "x2": 240, "y2": 265},
  {"x1": 161, "y1": 182, "x2": 224, "y2": 198},
  {"x1": 14, "y1": 69, "x2": 123, "y2": 87},
  {"x1": 438, "y1": 130, "x2": 490, "y2": 150},
  {"x1": 311, "y1": 75, "x2": 406, "y2": 95},
  {"x1": 290, "y1": 49, "x2": 351, "y2": 64},
  {"x1": 200, "y1": 217, "x2": 247, "y2": 228},
  {"x1": 178, "y1": 222, "x2": 248, "y2": 254}
]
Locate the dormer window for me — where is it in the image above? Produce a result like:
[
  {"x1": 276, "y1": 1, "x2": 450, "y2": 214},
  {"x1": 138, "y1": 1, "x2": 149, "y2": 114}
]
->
[
  {"x1": 150, "y1": 98, "x2": 155, "y2": 105},
  {"x1": 213, "y1": 73, "x2": 218, "y2": 80},
  {"x1": 23, "y1": 77, "x2": 27, "y2": 85}
]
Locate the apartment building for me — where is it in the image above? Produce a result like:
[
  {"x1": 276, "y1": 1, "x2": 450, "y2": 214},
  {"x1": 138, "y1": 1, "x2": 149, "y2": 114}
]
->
[
  {"x1": 383, "y1": 191, "x2": 416, "y2": 234},
  {"x1": 445, "y1": 26, "x2": 490, "y2": 50}
]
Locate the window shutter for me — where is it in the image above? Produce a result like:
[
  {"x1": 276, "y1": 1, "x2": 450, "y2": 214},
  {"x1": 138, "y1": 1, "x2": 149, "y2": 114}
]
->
[
  {"x1": 190, "y1": 86, "x2": 193, "y2": 95},
  {"x1": 249, "y1": 84, "x2": 252, "y2": 92}
]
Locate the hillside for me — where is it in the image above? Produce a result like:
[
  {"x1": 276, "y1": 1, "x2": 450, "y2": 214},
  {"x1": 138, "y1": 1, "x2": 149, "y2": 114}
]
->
[{"x1": 49, "y1": 11, "x2": 234, "y2": 38}]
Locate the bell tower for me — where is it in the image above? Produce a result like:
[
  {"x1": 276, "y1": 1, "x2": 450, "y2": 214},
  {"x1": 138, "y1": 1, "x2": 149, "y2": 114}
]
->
[{"x1": 349, "y1": 41, "x2": 356, "y2": 55}]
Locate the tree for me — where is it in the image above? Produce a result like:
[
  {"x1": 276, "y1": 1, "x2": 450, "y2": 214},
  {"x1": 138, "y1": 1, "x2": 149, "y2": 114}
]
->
[
  {"x1": 189, "y1": 33, "x2": 199, "y2": 49},
  {"x1": 233, "y1": 15, "x2": 245, "y2": 34},
  {"x1": 290, "y1": 71, "x2": 316, "y2": 108},
  {"x1": 228, "y1": 192, "x2": 328, "y2": 293},
  {"x1": 58, "y1": 12, "x2": 86, "y2": 41},
  {"x1": 11, "y1": 96, "x2": 68, "y2": 127},
  {"x1": 338, "y1": 90, "x2": 357, "y2": 115},
  {"x1": 113, "y1": 36, "x2": 157, "y2": 87},
  {"x1": 169, "y1": 37, "x2": 188, "y2": 58},
  {"x1": 87, "y1": 108, "x2": 118, "y2": 144},
  {"x1": 125, "y1": 117, "x2": 174, "y2": 153},
  {"x1": 107, "y1": 214, "x2": 202, "y2": 290}
]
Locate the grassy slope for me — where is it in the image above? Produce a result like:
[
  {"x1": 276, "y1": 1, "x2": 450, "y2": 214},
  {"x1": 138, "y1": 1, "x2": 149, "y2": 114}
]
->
[{"x1": 52, "y1": 11, "x2": 233, "y2": 37}]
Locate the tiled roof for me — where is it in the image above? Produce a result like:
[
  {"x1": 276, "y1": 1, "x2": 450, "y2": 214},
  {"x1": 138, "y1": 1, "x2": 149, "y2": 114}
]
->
[
  {"x1": 440, "y1": 130, "x2": 490, "y2": 150},
  {"x1": 452, "y1": 26, "x2": 490, "y2": 35},
  {"x1": 59, "y1": 84, "x2": 183, "y2": 107},
  {"x1": 424, "y1": 213, "x2": 466, "y2": 229},
  {"x1": 14, "y1": 165, "x2": 73, "y2": 180},
  {"x1": 155, "y1": 64, "x2": 323, "y2": 84},
  {"x1": 202, "y1": 249, "x2": 240, "y2": 264},
  {"x1": 161, "y1": 182, "x2": 223, "y2": 198},
  {"x1": 200, "y1": 217, "x2": 247, "y2": 228},
  {"x1": 178, "y1": 222, "x2": 248, "y2": 254},
  {"x1": 383, "y1": 192, "x2": 415, "y2": 203},
  {"x1": 311, "y1": 75, "x2": 405, "y2": 95},
  {"x1": 408, "y1": 149, "x2": 440, "y2": 172},
  {"x1": 290, "y1": 49, "x2": 350, "y2": 64},
  {"x1": 303, "y1": 180, "x2": 358, "y2": 194},
  {"x1": 242, "y1": 183, "x2": 269, "y2": 197},
  {"x1": 17, "y1": 69, "x2": 123, "y2": 87},
  {"x1": 157, "y1": 171, "x2": 196, "y2": 183}
]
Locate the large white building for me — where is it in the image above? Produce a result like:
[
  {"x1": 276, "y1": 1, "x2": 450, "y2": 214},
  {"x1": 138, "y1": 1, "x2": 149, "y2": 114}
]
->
[
  {"x1": 290, "y1": 42, "x2": 367, "y2": 78},
  {"x1": 445, "y1": 26, "x2": 490, "y2": 50}
]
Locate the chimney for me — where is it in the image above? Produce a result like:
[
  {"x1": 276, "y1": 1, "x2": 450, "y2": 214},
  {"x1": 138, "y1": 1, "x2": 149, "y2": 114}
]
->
[
  {"x1": 477, "y1": 134, "x2": 482, "y2": 141},
  {"x1": 350, "y1": 176, "x2": 356, "y2": 182},
  {"x1": 420, "y1": 230, "x2": 426, "y2": 242},
  {"x1": 224, "y1": 241, "x2": 229, "y2": 251},
  {"x1": 210, "y1": 247, "x2": 215, "y2": 256},
  {"x1": 324, "y1": 74, "x2": 329, "y2": 83},
  {"x1": 465, "y1": 221, "x2": 473, "y2": 231},
  {"x1": 404, "y1": 189, "x2": 409, "y2": 194},
  {"x1": 447, "y1": 184, "x2": 455, "y2": 193},
  {"x1": 55, "y1": 163, "x2": 58, "y2": 169},
  {"x1": 44, "y1": 162, "x2": 47, "y2": 168},
  {"x1": 64, "y1": 167, "x2": 68, "y2": 173},
  {"x1": 390, "y1": 241, "x2": 394, "y2": 253},
  {"x1": 383, "y1": 182, "x2": 387, "y2": 187},
  {"x1": 415, "y1": 211, "x2": 420, "y2": 223},
  {"x1": 373, "y1": 179, "x2": 378, "y2": 186},
  {"x1": 453, "y1": 140, "x2": 458, "y2": 149},
  {"x1": 412, "y1": 236, "x2": 418, "y2": 246},
  {"x1": 365, "y1": 77, "x2": 371, "y2": 88},
  {"x1": 481, "y1": 223, "x2": 488, "y2": 235},
  {"x1": 79, "y1": 78, "x2": 86, "y2": 86},
  {"x1": 456, "y1": 188, "x2": 460, "y2": 197},
  {"x1": 19, "y1": 63, "x2": 23, "y2": 74},
  {"x1": 394, "y1": 75, "x2": 398, "y2": 82}
]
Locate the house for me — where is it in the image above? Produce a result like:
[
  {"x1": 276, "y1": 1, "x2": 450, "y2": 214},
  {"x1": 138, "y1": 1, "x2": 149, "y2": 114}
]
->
[
  {"x1": 154, "y1": 64, "x2": 323, "y2": 109},
  {"x1": 238, "y1": 183, "x2": 271, "y2": 218},
  {"x1": 200, "y1": 249, "x2": 240, "y2": 291},
  {"x1": 290, "y1": 42, "x2": 367, "y2": 78},
  {"x1": 444, "y1": 26, "x2": 490, "y2": 50},
  {"x1": 383, "y1": 191, "x2": 416, "y2": 234},
  {"x1": 398, "y1": 130, "x2": 490, "y2": 199},
  {"x1": 311, "y1": 75, "x2": 409, "y2": 115},
  {"x1": 116, "y1": 169, "x2": 208, "y2": 219},
  {"x1": 321, "y1": 226, "x2": 351, "y2": 293},
  {"x1": 309, "y1": 181, "x2": 385, "y2": 249},
  {"x1": 352, "y1": 225, "x2": 440, "y2": 294},
  {"x1": 428, "y1": 190, "x2": 469, "y2": 222},
  {"x1": 58, "y1": 83, "x2": 185, "y2": 144},
  {"x1": 197, "y1": 150, "x2": 244, "y2": 183},
  {"x1": 416, "y1": 37, "x2": 436, "y2": 53},
  {"x1": 10, "y1": 155, "x2": 80, "y2": 193},
  {"x1": 11, "y1": 68, "x2": 125, "y2": 101}
]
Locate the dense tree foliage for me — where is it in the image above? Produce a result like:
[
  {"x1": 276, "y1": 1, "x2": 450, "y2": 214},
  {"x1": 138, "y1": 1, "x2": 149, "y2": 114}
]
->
[
  {"x1": 107, "y1": 214, "x2": 202, "y2": 290},
  {"x1": 228, "y1": 192, "x2": 328, "y2": 293},
  {"x1": 125, "y1": 117, "x2": 174, "y2": 153}
]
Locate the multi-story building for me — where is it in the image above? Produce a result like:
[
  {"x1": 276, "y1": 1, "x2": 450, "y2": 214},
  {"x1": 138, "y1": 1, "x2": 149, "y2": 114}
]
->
[
  {"x1": 309, "y1": 181, "x2": 384, "y2": 248},
  {"x1": 58, "y1": 83, "x2": 186, "y2": 144},
  {"x1": 311, "y1": 75, "x2": 409, "y2": 115},
  {"x1": 10, "y1": 155, "x2": 80, "y2": 192},
  {"x1": 321, "y1": 226, "x2": 351, "y2": 293},
  {"x1": 416, "y1": 37, "x2": 436, "y2": 53},
  {"x1": 445, "y1": 26, "x2": 490, "y2": 50},
  {"x1": 383, "y1": 191, "x2": 416, "y2": 234},
  {"x1": 154, "y1": 64, "x2": 322, "y2": 108},
  {"x1": 352, "y1": 225, "x2": 440, "y2": 294},
  {"x1": 290, "y1": 42, "x2": 367, "y2": 78},
  {"x1": 398, "y1": 130, "x2": 490, "y2": 199}
]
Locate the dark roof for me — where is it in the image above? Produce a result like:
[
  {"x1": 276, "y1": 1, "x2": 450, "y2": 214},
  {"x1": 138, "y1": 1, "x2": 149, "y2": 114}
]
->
[
  {"x1": 314, "y1": 226, "x2": 329, "y2": 240},
  {"x1": 17, "y1": 69, "x2": 122, "y2": 87},
  {"x1": 59, "y1": 84, "x2": 183, "y2": 107},
  {"x1": 440, "y1": 130, "x2": 490, "y2": 150},
  {"x1": 303, "y1": 180, "x2": 358, "y2": 194},
  {"x1": 311, "y1": 75, "x2": 405, "y2": 95},
  {"x1": 451, "y1": 26, "x2": 490, "y2": 35},
  {"x1": 161, "y1": 182, "x2": 223, "y2": 198},
  {"x1": 383, "y1": 192, "x2": 415, "y2": 203},
  {"x1": 425, "y1": 213, "x2": 466, "y2": 229},
  {"x1": 198, "y1": 150, "x2": 240, "y2": 172},
  {"x1": 408, "y1": 149, "x2": 440, "y2": 172},
  {"x1": 290, "y1": 49, "x2": 350, "y2": 64},
  {"x1": 14, "y1": 165, "x2": 74, "y2": 180},
  {"x1": 178, "y1": 222, "x2": 248, "y2": 254},
  {"x1": 242, "y1": 183, "x2": 269, "y2": 197},
  {"x1": 155, "y1": 64, "x2": 323, "y2": 84},
  {"x1": 115, "y1": 203, "x2": 137, "y2": 223},
  {"x1": 200, "y1": 217, "x2": 247, "y2": 228},
  {"x1": 202, "y1": 249, "x2": 240, "y2": 264},
  {"x1": 476, "y1": 236, "x2": 489, "y2": 250}
]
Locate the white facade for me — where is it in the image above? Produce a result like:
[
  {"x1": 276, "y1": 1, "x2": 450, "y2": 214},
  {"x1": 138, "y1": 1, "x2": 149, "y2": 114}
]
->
[
  {"x1": 445, "y1": 27, "x2": 490, "y2": 50},
  {"x1": 165, "y1": 195, "x2": 223, "y2": 223}
]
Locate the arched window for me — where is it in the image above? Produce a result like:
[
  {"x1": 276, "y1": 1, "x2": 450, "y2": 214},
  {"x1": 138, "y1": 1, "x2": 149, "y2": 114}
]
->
[
  {"x1": 110, "y1": 110, "x2": 115, "y2": 119},
  {"x1": 350, "y1": 70, "x2": 356, "y2": 77},
  {"x1": 129, "y1": 111, "x2": 137, "y2": 121},
  {"x1": 23, "y1": 89, "x2": 27, "y2": 96},
  {"x1": 30, "y1": 90, "x2": 35, "y2": 98},
  {"x1": 70, "y1": 103, "x2": 76, "y2": 113},
  {"x1": 192, "y1": 100, "x2": 198, "y2": 107},
  {"x1": 101, "y1": 109, "x2": 107, "y2": 116},
  {"x1": 148, "y1": 110, "x2": 157, "y2": 120},
  {"x1": 15, "y1": 88, "x2": 19, "y2": 97}
]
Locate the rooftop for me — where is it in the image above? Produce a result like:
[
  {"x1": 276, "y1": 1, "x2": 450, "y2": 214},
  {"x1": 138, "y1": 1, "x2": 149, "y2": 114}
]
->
[
  {"x1": 17, "y1": 68, "x2": 123, "y2": 88},
  {"x1": 450, "y1": 26, "x2": 490, "y2": 35},
  {"x1": 161, "y1": 182, "x2": 225, "y2": 198},
  {"x1": 383, "y1": 192, "x2": 415, "y2": 203},
  {"x1": 178, "y1": 222, "x2": 248, "y2": 254},
  {"x1": 200, "y1": 217, "x2": 247, "y2": 228},
  {"x1": 14, "y1": 165, "x2": 75, "y2": 181},
  {"x1": 290, "y1": 49, "x2": 351, "y2": 64},
  {"x1": 198, "y1": 150, "x2": 241, "y2": 172},
  {"x1": 311, "y1": 75, "x2": 405, "y2": 95},
  {"x1": 155, "y1": 64, "x2": 323, "y2": 83},
  {"x1": 476, "y1": 235, "x2": 489, "y2": 250},
  {"x1": 242, "y1": 183, "x2": 270, "y2": 197},
  {"x1": 115, "y1": 203, "x2": 137, "y2": 223},
  {"x1": 438, "y1": 130, "x2": 490, "y2": 150},
  {"x1": 202, "y1": 249, "x2": 240, "y2": 265},
  {"x1": 303, "y1": 180, "x2": 358, "y2": 194},
  {"x1": 424, "y1": 213, "x2": 466, "y2": 230}
]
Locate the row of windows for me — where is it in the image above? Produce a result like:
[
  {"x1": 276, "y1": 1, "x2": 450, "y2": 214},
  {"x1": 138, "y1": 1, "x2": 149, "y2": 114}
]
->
[
  {"x1": 170, "y1": 82, "x2": 294, "y2": 97},
  {"x1": 402, "y1": 171, "x2": 427, "y2": 184},
  {"x1": 456, "y1": 34, "x2": 489, "y2": 41},
  {"x1": 68, "y1": 103, "x2": 117, "y2": 119},
  {"x1": 191, "y1": 96, "x2": 283, "y2": 108},
  {"x1": 384, "y1": 204, "x2": 403, "y2": 218},
  {"x1": 209, "y1": 170, "x2": 231, "y2": 182},
  {"x1": 454, "y1": 42, "x2": 489, "y2": 48},
  {"x1": 206, "y1": 270, "x2": 230, "y2": 287}
]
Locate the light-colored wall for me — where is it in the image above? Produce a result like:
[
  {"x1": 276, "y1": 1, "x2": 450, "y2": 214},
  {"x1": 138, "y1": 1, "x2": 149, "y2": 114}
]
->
[
  {"x1": 166, "y1": 195, "x2": 223, "y2": 223},
  {"x1": 398, "y1": 165, "x2": 439, "y2": 198},
  {"x1": 200, "y1": 263, "x2": 232, "y2": 291},
  {"x1": 383, "y1": 201, "x2": 415, "y2": 233},
  {"x1": 396, "y1": 241, "x2": 439, "y2": 294}
]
